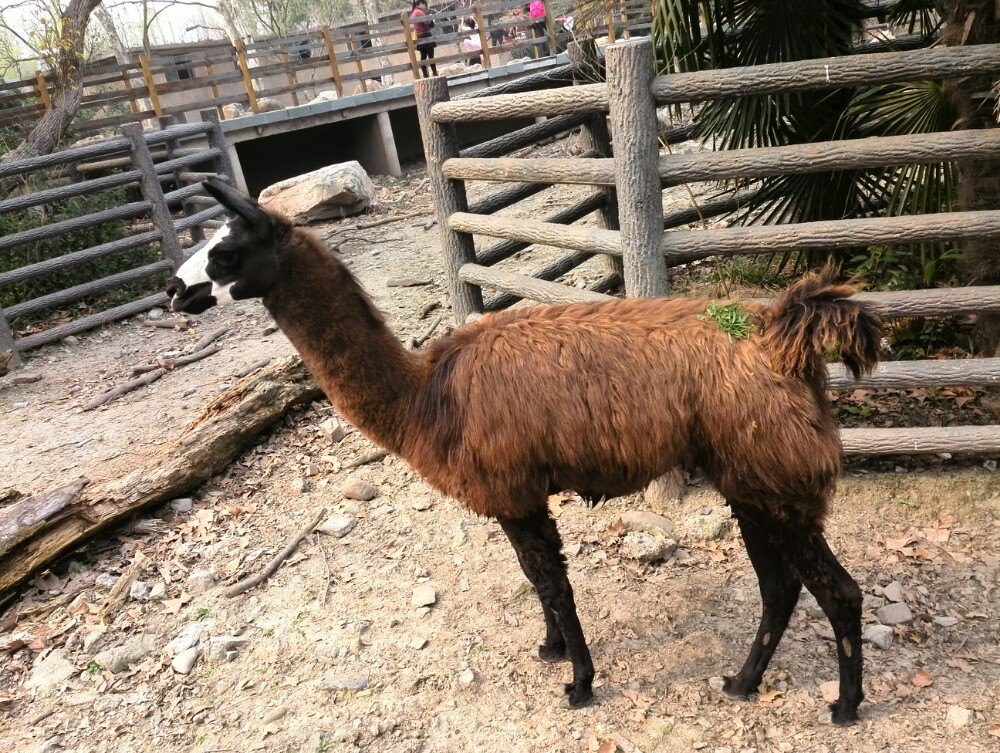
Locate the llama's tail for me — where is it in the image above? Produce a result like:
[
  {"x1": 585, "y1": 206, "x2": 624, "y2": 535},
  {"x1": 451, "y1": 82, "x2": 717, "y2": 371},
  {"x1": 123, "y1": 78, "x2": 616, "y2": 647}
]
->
[{"x1": 761, "y1": 265, "x2": 882, "y2": 383}]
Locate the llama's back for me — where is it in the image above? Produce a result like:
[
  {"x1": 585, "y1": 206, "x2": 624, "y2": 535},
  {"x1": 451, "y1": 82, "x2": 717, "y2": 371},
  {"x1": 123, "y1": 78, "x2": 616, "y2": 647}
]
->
[{"x1": 407, "y1": 296, "x2": 842, "y2": 520}]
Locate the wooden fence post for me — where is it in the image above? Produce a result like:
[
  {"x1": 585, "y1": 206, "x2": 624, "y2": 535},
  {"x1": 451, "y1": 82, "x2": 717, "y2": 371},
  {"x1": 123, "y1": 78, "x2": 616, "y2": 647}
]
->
[
  {"x1": 200, "y1": 108, "x2": 236, "y2": 183},
  {"x1": 204, "y1": 60, "x2": 223, "y2": 117},
  {"x1": 35, "y1": 72, "x2": 51, "y2": 110},
  {"x1": 160, "y1": 114, "x2": 204, "y2": 243},
  {"x1": 348, "y1": 34, "x2": 368, "y2": 93},
  {"x1": 414, "y1": 77, "x2": 483, "y2": 322},
  {"x1": 122, "y1": 123, "x2": 185, "y2": 269},
  {"x1": 605, "y1": 38, "x2": 667, "y2": 297},
  {"x1": 401, "y1": 14, "x2": 422, "y2": 79},
  {"x1": 569, "y1": 40, "x2": 623, "y2": 279},
  {"x1": 121, "y1": 70, "x2": 139, "y2": 114},
  {"x1": 279, "y1": 51, "x2": 300, "y2": 106},
  {"x1": 607, "y1": 8, "x2": 617, "y2": 43},
  {"x1": 321, "y1": 26, "x2": 344, "y2": 97},
  {"x1": 474, "y1": 3, "x2": 492, "y2": 68},
  {"x1": 235, "y1": 41, "x2": 260, "y2": 113},
  {"x1": 138, "y1": 54, "x2": 163, "y2": 118},
  {"x1": 0, "y1": 304, "x2": 19, "y2": 372},
  {"x1": 544, "y1": 8, "x2": 558, "y2": 56}
]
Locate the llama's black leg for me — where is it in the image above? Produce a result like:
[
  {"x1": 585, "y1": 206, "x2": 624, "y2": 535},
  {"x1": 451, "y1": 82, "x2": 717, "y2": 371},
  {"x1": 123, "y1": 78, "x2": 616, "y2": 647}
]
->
[
  {"x1": 782, "y1": 524, "x2": 864, "y2": 725},
  {"x1": 499, "y1": 509, "x2": 594, "y2": 707},
  {"x1": 715, "y1": 508, "x2": 801, "y2": 700}
]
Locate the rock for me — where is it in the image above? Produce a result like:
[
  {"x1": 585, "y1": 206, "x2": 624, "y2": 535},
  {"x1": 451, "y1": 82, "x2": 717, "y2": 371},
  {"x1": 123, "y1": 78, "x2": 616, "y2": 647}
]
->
[
  {"x1": 221, "y1": 102, "x2": 245, "y2": 119},
  {"x1": 95, "y1": 573, "x2": 118, "y2": 590},
  {"x1": 946, "y1": 705, "x2": 972, "y2": 728},
  {"x1": 187, "y1": 569, "x2": 216, "y2": 593},
  {"x1": 318, "y1": 417, "x2": 345, "y2": 443},
  {"x1": 412, "y1": 498, "x2": 432, "y2": 511},
  {"x1": 933, "y1": 615, "x2": 959, "y2": 627},
  {"x1": 677, "y1": 507, "x2": 733, "y2": 541},
  {"x1": 207, "y1": 636, "x2": 248, "y2": 661},
  {"x1": 27, "y1": 650, "x2": 76, "y2": 692},
  {"x1": 36, "y1": 735, "x2": 63, "y2": 753},
  {"x1": 877, "y1": 602, "x2": 913, "y2": 625},
  {"x1": 63, "y1": 335, "x2": 79, "y2": 346},
  {"x1": 317, "y1": 673, "x2": 369, "y2": 691},
  {"x1": 92, "y1": 634, "x2": 156, "y2": 673},
  {"x1": 411, "y1": 584, "x2": 436, "y2": 607},
  {"x1": 818, "y1": 680, "x2": 840, "y2": 704},
  {"x1": 129, "y1": 580, "x2": 151, "y2": 602},
  {"x1": 169, "y1": 497, "x2": 193, "y2": 513},
  {"x1": 292, "y1": 477, "x2": 308, "y2": 493},
  {"x1": 148, "y1": 582, "x2": 166, "y2": 600},
  {"x1": 882, "y1": 581, "x2": 905, "y2": 603},
  {"x1": 258, "y1": 161, "x2": 377, "y2": 223},
  {"x1": 82, "y1": 627, "x2": 106, "y2": 653},
  {"x1": 409, "y1": 637, "x2": 427, "y2": 650},
  {"x1": 307, "y1": 90, "x2": 339, "y2": 105},
  {"x1": 263, "y1": 707, "x2": 288, "y2": 723},
  {"x1": 863, "y1": 624, "x2": 894, "y2": 650},
  {"x1": 620, "y1": 510, "x2": 674, "y2": 537},
  {"x1": 342, "y1": 478, "x2": 378, "y2": 501},
  {"x1": 459, "y1": 668, "x2": 475, "y2": 685},
  {"x1": 255, "y1": 97, "x2": 283, "y2": 113},
  {"x1": 317, "y1": 514, "x2": 358, "y2": 538},
  {"x1": 171, "y1": 647, "x2": 200, "y2": 675},
  {"x1": 644, "y1": 469, "x2": 685, "y2": 509},
  {"x1": 623, "y1": 532, "x2": 677, "y2": 563},
  {"x1": 165, "y1": 623, "x2": 208, "y2": 655},
  {"x1": 799, "y1": 592, "x2": 826, "y2": 620}
]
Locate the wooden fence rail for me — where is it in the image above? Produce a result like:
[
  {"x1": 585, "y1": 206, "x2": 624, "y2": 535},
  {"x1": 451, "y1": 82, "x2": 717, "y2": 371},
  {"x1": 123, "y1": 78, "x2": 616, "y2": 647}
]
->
[
  {"x1": 416, "y1": 36, "x2": 1000, "y2": 455},
  {"x1": 0, "y1": 111, "x2": 235, "y2": 366}
]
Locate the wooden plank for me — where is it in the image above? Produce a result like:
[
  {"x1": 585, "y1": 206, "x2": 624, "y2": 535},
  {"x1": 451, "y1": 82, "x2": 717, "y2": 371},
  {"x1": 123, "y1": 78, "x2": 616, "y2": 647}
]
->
[
  {"x1": 485, "y1": 250, "x2": 596, "y2": 310},
  {"x1": 455, "y1": 63, "x2": 575, "y2": 100},
  {"x1": 15, "y1": 293, "x2": 169, "y2": 353},
  {"x1": 467, "y1": 181, "x2": 551, "y2": 215},
  {"x1": 658, "y1": 130, "x2": 1000, "y2": 185},
  {"x1": 460, "y1": 113, "x2": 589, "y2": 159},
  {"x1": 450, "y1": 210, "x2": 620, "y2": 254},
  {"x1": 348, "y1": 34, "x2": 368, "y2": 94},
  {"x1": 0, "y1": 138, "x2": 130, "y2": 180},
  {"x1": 477, "y1": 191, "x2": 607, "y2": 265},
  {"x1": 235, "y1": 41, "x2": 260, "y2": 113},
  {"x1": 0, "y1": 169, "x2": 142, "y2": 216},
  {"x1": 321, "y1": 26, "x2": 344, "y2": 97},
  {"x1": 0, "y1": 201, "x2": 150, "y2": 253},
  {"x1": 415, "y1": 77, "x2": 483, "y2": 322},
  {"x1": 474, "y1": 3, "x2": 492, "y2": 69},
  {"x1": 5, "y1": 261, "x2": 174, "y2": 319},
  {"x1": 0, "y1": 231, "x2": 161, "y2": 288},
  {"x1": 436, "y1": 80, "x2": 603, "y2": 121},
  {"x1": 123, "y1": 123, "x2": 185, "y2": 269},
  {"x1": 459, "y1": 263, "x2": 615, "y2": 305},
  {"x1": 651, "y1": 44, "x2": 1000, "y2": 104},
  {"x1": 174, "y1": 204, "x2": 226, "y2": 232},
  {"x1": 840, "y1": 426, "x2": 1000, "y2": 455},
  {"x1": 443, "y1": 156, "x2": 615, "y2": 184},
  {"x1": 828, "y1": 357, "x2": 1000, "y2": 390},
  {"x1": 35, "y1": 72, "x2": 51, "y2": 110},
  {"x1": 607, "y1": 38, "x2": 666, "y2": 297},
  {"x1": 138, "y1": 54, "x2": 163, "y2": 118},
  {"x1": 745, "y1": 285, "x2": 1000, "y2": 320},
  {"x1": 401, "y1": 13, "x2": 421, "y2": 79}
]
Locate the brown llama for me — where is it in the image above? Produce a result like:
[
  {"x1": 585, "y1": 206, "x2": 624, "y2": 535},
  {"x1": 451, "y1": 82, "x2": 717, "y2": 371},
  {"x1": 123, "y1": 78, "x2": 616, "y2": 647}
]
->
[{"x1": 167, "y1": 178, "x2": 881, "y2": 725}]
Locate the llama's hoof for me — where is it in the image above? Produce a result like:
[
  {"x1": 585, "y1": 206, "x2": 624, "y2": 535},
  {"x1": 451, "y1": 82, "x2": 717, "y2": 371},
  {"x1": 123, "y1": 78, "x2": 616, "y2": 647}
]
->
[
  {"x1": 819, "y1": 702, "x2": 859, "y2": 727},
  {"x1": 537, "y1": 643, "x2": 568, "y2": 663},
  {"x1": 708, "y1": 675, "x2": 752, "y2": 701},
  {"x1": 563, "y1": 681, "x2": 593, "y2": 708}
]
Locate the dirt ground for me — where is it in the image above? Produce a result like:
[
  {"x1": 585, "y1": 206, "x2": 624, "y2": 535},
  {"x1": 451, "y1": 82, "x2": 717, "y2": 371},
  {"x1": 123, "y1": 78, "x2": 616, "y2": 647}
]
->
[{"x1": 1, "y1": 149, "x2": 998, "y2": 753}]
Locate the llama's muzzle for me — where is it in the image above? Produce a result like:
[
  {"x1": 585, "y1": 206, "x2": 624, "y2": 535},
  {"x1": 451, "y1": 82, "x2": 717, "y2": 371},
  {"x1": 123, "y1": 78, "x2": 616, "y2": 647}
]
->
[{"x1": 166, "y1": 276, "x2": 217, "y2": 314}]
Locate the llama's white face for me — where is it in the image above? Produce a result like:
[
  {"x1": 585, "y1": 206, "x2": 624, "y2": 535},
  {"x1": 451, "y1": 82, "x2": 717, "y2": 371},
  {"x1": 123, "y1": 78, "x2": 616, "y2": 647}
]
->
[
  {"x1": 167, "y1": 178, "x2": 286, "y2": 314},
  {"x1": 168, "y1": 222, "x2": 235, "y2": 313}
]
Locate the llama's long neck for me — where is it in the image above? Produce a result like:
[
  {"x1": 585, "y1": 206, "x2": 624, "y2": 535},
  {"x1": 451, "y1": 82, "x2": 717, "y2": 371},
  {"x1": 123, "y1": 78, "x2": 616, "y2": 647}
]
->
[{"x1": 263, "y1": 231, "x2": 424, "y2": 455}]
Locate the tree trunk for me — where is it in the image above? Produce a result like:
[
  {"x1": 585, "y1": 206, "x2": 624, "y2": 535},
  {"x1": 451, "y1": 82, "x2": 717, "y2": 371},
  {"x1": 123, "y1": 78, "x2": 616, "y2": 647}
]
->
[
  {"x1": 939, "y1": 1, "x2": 1000, "y2": 354},
  {"x1": 93, "y1": 4, "x2": 153, "y2": 116},
  {"x1": 0, "y1": 0, "x2": 104, "y2": 194},
  {"x1": 0, "y1": 356, "x2": 321, "y2": 592},
  {"x1": 214, "y1": 0, "x2": 247, "y2": 46}
]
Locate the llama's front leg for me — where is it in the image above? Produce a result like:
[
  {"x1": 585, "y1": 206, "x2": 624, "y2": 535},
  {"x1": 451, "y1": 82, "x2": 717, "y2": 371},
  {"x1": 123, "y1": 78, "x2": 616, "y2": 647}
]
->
[{"x1": 499, "y1": 509, "x2": 594, "y2": 707}]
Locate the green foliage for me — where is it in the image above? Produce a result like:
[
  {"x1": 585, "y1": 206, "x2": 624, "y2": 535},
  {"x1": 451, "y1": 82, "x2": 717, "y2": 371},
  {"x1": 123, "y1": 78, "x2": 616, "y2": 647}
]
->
[
  {"x1": 698, "y1": 301, "x2": 758, "y2": 341},
  {"x1": 0, "y1": 187, "x2": 164, "y2": 328}
]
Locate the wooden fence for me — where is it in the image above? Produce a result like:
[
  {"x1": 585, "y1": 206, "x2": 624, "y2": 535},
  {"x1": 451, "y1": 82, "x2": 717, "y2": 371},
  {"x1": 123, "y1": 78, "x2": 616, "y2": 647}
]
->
[
  {"x1": 415, "y1": 38, "x2": 1000, "y2": 456},
  {"x1": 0, "y1": 111, "x2": 234, "y2": 366},
  {"x1": 0, "y1": 1, "x2": 651, "y2": 134}
]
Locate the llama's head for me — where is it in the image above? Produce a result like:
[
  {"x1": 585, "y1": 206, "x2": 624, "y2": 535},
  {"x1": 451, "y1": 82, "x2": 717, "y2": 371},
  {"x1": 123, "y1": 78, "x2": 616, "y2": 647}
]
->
[{"x1": 167, "y1": 178, "x2": 289, "y2": 314}]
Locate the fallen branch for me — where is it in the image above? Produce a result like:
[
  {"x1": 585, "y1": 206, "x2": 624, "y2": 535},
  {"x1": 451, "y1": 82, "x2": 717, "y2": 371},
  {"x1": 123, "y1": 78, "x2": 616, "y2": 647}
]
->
[
  {"x1": 189, "y1": 326, "x2": 229, "y2": 353},
  {"x1": 344, "y1": 449, "x2": 388, "y2": 469},
  {"x1": 409, "y1": 314, "x2": 444, "y2": 349},
  {"x1": 83, "y1": 369, "x2": 166, "y2": 411},
  {"x1": 224, "y1": 508, "x2": 327, "y2": 597},
  {"x1": 101, "y1": 552, "x2": 148, "y2": 623},
  {"x1": 355, "y1": 210, "x2": 428, "y2": 229},
  {"x1": 132, "y1": 344, "x2": 222, "y2": 376},
  {"x1": 143, "y1": 318, "x2": 189, "y2": 330},
  {"x1": 234, "y1": 358, "x2": 271, "y2": 379},
  {"x1": 0, "y1": 357, "x2": 322, "y2": 591}
]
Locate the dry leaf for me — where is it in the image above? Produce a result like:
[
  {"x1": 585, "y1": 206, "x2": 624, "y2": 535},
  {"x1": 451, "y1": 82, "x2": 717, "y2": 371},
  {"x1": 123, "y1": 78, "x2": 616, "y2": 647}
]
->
[
  {"x1": 911, "y1": 669, "x2": 933, "y2": 688},
  {"x1": 597, "y1": 741, "x2": 619, "y2": 753},
  {"x1": 759, "y1": 689, "x2": 784, "y2": 703}
]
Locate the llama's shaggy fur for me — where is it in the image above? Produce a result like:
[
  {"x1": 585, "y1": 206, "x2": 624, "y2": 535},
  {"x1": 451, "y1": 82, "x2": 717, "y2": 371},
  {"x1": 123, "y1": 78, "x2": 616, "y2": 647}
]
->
[{"x1": 168, "y1": 178, "x2": 882, "y2": 724}]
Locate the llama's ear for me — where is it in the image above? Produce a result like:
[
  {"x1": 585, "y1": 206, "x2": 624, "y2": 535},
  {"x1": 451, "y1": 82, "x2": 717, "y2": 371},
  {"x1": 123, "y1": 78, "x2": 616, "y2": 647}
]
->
[{"x1": 202, "y1": 178, "x2": 272, "y2": 237}]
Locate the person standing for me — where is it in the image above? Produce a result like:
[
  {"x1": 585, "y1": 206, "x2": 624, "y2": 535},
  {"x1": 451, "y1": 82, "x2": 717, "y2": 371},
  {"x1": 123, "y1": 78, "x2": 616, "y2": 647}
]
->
[{"x1": 410, "y1": 0, "x2": 438, "y2": 78}]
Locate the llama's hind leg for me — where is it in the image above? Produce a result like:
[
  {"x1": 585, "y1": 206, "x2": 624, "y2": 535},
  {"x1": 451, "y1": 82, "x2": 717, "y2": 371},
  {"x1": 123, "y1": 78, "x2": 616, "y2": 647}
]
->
[
  {"x1": 499, "y1": 509, "x2": 594, "y2": 707},
  {"x1": 715, "y1": 507, "x2": 801, "y2": 700},
  {"x1": 782, "y1": 524, "x2": 864, "y2": 725}
]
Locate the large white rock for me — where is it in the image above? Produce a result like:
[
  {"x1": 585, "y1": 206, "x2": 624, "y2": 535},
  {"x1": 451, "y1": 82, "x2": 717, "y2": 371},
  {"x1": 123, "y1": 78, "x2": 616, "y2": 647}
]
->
[
  {"x1": 308, "y1": 90, "x2": 339, "y2": 105},
  {"x1": 258, "y1": 161, "x2": 377, "y2": 224}
]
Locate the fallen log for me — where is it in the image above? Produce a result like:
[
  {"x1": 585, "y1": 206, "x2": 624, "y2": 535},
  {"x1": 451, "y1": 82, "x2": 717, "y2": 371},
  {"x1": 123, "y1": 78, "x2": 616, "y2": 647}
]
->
[{"x1": 0, "y1": 356, "x2": 321, "y2": 593}]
